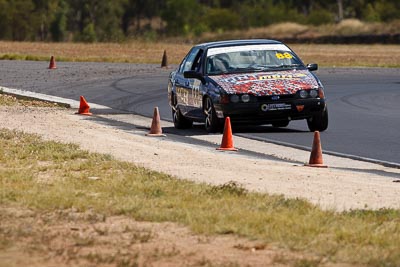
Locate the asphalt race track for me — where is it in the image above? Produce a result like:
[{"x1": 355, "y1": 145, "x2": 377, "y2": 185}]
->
[{"x1": 1, "y1": 60, "x2": 399, "y2": 166}]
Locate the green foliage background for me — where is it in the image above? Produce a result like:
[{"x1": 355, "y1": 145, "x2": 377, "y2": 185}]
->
[{"x1": 0, "y1": 0, "x2": 399, "y2": 42}]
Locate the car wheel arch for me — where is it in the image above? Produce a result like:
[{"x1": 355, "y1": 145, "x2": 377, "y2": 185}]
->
[
  {"x1": 202, "y1": 95, "x2": 211, "y2": 111},
  {"x1": 171, "y1": 91, "x2": 177, "y2": 106}
]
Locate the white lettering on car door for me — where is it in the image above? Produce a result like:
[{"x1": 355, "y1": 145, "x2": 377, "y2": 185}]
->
[{"x1": 192, "y1": 79, "x2": 201, "y2": 107}]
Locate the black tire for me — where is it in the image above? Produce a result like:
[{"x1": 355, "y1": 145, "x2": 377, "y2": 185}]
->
[
  {"x1": 172, "y1": 95, "x2": 192, "y2": 129},
  {"x1": 204, "y1": 97, "x2": 222, "y2": 133},
  {"x1": 272, "y1": 120, "x2": 290, "y2": 128},
  {"x1": 307, "y1": 108, "x2": 328, "y2": 132}
]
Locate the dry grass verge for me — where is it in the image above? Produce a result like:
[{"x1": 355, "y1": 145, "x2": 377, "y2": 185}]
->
[
  {"x1": 290, "y1": 44, "x2": 400, "y2": 68},
  {"x1": 0, "y1": 93, "x2": 65, "y2": 108},
  {"x1": 0, "y1": 41, "x2": 400, "y2": 67},
  {"x1": 0, "y1": 41, "x2": 190, "y2": 65}
]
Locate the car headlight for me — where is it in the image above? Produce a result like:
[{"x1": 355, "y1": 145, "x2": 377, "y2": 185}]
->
[
  {"x1": 299, "y1": 90, "x2": 308, "y2": 99},
  {"x1": 230, "y1": 95, "x2": 239, "y2": 103},
  {"x1": 309, "y1": 89, "x2": 318, "y2": 98},
  {"x1": 241, "y1": 94, "x2": 250, "y2": 103}
]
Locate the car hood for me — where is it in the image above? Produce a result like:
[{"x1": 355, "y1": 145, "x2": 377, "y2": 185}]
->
[{"x1": 209, "y1": 69, "x2": 319, "y2": 96}]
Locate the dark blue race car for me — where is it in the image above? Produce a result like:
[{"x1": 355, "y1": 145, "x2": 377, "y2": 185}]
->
[{"x1": 167, "y1": 39, "x2": 328, "y2": 133}]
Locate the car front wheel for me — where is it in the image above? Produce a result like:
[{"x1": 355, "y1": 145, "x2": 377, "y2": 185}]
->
[
  {"x1": 204, "y1": 97, "x2": 222, "y2": 133},
  {"x1": 307, "y1": 108, "x2": 328, "y2": 132}
]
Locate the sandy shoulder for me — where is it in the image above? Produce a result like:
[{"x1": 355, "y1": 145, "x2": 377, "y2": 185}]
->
[{"x1": 1, "y1": 106, "x2": 399, "y2": 211}]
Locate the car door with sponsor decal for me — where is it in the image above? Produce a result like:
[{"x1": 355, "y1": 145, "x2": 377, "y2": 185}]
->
[{"x1": 175, "y1": 47, "x2": 204, "y2": 118}]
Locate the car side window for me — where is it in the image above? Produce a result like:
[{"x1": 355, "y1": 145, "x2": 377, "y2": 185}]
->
[{"x1": 180, "y1": 48, "x2": 203, "y2": 73}]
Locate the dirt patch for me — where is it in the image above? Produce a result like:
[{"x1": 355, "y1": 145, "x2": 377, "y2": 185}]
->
[{"x1": 0, "y1": 207, "x2": 318, "y2": 267}]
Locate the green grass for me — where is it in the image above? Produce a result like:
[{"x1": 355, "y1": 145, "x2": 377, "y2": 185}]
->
[{"x1": 1, "y1": 128, "x2": 400, "y2": 266}]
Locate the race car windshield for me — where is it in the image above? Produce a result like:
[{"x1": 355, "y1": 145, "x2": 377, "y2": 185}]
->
[{"x1": 206, "y1": 44, "x2": 303, "y2": 75}]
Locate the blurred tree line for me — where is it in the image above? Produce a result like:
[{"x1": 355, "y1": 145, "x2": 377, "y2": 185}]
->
[{"x1": 0, "y1": 0, "x2": 399, "y2": 42}]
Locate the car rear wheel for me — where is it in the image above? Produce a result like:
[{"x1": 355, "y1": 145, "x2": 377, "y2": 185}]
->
[
  {"x1": 172, "y1": 94, "x2": 193, "y2": 129},
  {"x1": 172, "y1": 106, "x2": 193, "y2": 129},
  {"x1": 204, "y1": 97, "x2": 222, "y2": 133},
  {"x1": 307, "y1": 108, "x2": 328, "y2": 132},
  {"x1": 272, "y1": 120, "x2": 290, "y2": 128}
]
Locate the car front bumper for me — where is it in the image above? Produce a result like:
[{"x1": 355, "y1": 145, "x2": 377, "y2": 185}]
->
[{"x1": 214, "y1": 98, "x2": 327, "y2": 124}]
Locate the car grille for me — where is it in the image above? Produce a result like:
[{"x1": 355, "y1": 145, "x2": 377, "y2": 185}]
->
[{"x1": 256, "y1": 94, "x2": 296, "y2": 102}]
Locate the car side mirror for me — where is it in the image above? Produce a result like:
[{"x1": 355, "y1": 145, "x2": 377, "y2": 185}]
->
[
  {"x1": 307, "y1": 63, "x2": 318, "y2": 71},
  {"x1": 184, "y1": 70, "x2": 206, "y2": 84}
]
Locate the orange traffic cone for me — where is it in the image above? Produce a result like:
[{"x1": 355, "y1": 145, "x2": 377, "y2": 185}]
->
[
  {"x1": 305, "y1": 131, "x2": 327, "y2": 168},
  {"x1": 146, "y1": 107, "x2": 166, "y2": 137},
  {"x1": 49, "y1": 56, "x2": 57, "y2": 69},
  {"x1": 76, "y1": 96, "x2": 92, "y2": 116},
  {"x1": 217, "y1": 117, "x2": 238, "y2": 151},
  {"x1": 161, "y1": 50, "x2": 168, "y2": 68}
]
